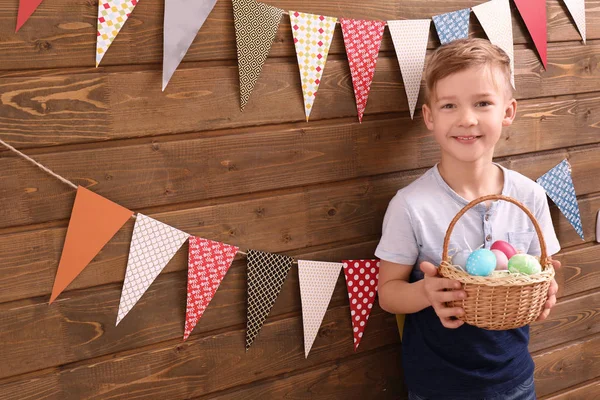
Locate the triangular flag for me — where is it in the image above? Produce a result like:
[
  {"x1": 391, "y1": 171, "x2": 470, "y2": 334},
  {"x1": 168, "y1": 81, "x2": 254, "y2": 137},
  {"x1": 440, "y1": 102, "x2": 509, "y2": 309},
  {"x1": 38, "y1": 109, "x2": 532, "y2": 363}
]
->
[
  {"x1": 15, "y1": 0, "x2": 44, "y2": 32},
  {"x1": 162, "y1": 0, "x2": 218, "y2": 91},
  {"x1": 513, "y1": 0, "x2": 547, "y2": 68},
  {"x1": 232, "y1": 0, "x2": 283, "y2": 111},
  {"x1": 245, "y1": 249, "x2": 293, "y2": 350},
  {"x1": 473, "y1": 0, "x2": 515, "y2": 89},
  {"x1": 184, "y1": 237, "x2": 239, "y2": 340},
  {"x1": 562, "y1": 0, "x2": 586, "y2": 44},
  {"x1": 50, "y1": 186, "x2": 133, "y2": 304},
  {"x1": 116, "y1": 214, "x2": 189, "y2": 325},
  {"x1": 96, "y1": 0, "x2": 140, "y2": 67},
  {"x1": 342, "y1": 259, "x2": 379, "y2": 351},
  {"x1": 537, "y1": 160, "x2": 584, "y2": 240},
  {"x1": 289, "y1": 11, "x2": 337, "y2": 121},
  {"x1": 432, "y1": 8, "x2": 470, "y2": 45},
  {"x1": 340, "y1": 18, "x2": 386, "y2": 123},
  {"x1": 298, "y1": 260, "x2": 343, "y2": 358},
  {"x1": 387, "y1": 19, "x2": 431, "y2": 119}
]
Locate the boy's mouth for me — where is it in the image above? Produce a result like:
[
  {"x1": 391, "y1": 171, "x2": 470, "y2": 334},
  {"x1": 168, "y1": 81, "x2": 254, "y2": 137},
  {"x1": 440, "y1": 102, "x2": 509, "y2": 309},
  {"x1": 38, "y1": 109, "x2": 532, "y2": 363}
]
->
[{"x1": 452, "y1": 135, "x2": 482, "y2": 143}]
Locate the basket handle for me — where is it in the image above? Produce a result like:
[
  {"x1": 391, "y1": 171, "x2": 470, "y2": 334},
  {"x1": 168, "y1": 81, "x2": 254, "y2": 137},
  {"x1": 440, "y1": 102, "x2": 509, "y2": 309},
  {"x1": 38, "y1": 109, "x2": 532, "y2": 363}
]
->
[{"x1": 441, "y1": 194, "x2": 549, "y2": 268}]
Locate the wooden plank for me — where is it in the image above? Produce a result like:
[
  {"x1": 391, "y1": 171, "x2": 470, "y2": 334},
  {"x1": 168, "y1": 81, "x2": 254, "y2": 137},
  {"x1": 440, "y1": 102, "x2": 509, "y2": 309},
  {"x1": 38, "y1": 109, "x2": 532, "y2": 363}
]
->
[
  {"x1": 530, "y1": 290, "x2": 600, "y2": 353},
  {"x1": 0, "y1": 97, "x2": 599, "y2": 228},
  {"x1": 204, "y1": 346, "x2": 406, "y2": 400},
  {"x1": 554, "y1": 244, "x2": 600, "y2": 298},
  {"x1": 0, "y1": 0, "x2": 596, "y2": 70},
  {"x1": 542, "y1": 378, "x2": 600, "y2": 399},
  {"x1": 1, "y1": 150, "x2": 599, "y2": 305},
  {"x1": 1, "y1": 42, "x2": 600, "y2": 147},
  {"x1": 0, "y1": 305, "x2": 401, "y2": 397},
  {"x1": 534, "y1": 334, "x2": 600, "y2": 398},
  {"x1": 0, "y1": 237, "x2": 595, "y2": 382}
]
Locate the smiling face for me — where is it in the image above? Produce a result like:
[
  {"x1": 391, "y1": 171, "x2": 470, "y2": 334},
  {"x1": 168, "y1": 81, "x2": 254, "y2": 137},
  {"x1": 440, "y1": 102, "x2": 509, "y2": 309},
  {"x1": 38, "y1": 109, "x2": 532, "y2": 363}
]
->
[{"x1": 422, "y1": 64, "x2": 517, "y2": 164}]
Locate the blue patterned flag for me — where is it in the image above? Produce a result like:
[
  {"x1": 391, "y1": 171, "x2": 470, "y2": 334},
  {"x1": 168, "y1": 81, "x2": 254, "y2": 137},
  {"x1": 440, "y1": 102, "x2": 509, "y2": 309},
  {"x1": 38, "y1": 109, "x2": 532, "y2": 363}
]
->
[
  {"x1": 432, "y1": 8, "x2": 470, "y2": 45},
  {"x1": 537, "y1": 159, "x2": 584, "y2": 240}
]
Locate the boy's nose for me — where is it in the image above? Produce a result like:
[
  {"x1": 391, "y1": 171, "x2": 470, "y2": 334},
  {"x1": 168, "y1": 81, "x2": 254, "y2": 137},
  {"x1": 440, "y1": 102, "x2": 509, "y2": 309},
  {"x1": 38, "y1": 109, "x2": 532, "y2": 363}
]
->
[{"x1": 457, "y1": 109, "x2": 478, "y2": 127}]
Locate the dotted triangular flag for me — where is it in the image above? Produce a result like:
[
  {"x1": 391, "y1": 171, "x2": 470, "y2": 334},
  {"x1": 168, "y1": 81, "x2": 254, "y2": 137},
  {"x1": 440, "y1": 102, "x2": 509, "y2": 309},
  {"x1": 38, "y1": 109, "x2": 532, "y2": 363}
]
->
[
  {"x1": 96, "y1": 0, "x2": 140, "y2": 67},
  {"x1": 562, "y1": 0, "x2": 586, "y2": 44},
  {"x1": 184, "y1": 237, "x2": 239, "y2": 340},
  {"x1": 473, "y1": 0, "x2": 515, "y2": 89},
  {"x1": 340, "y1": 18, "x2": 386, "y2": 123},
  {"x1": 116, "y1": 214, "x2": 189, "y2": 325},
  {"x1": 298, "y1": 260, "x2": 343, "y2": 358},
  {"x1": 289, "y1": 11, "x2": 337, "y2": 121},
  {"x1": 387, "y1": 19, "x2": 431, "y2": 119},
  {"x1": 537, "y1": 159, "x2": 584, "y2": 240},
  {"x1": 232, "y1": 0, "x2": 283, "y2": 111},
  {"x1": 432, "y1": 8, "x2": 470, "y2": 45},
  {"x1": 246, "y1": 249, "x2": 293, "y2": 350},
  {"x1": 342, "y1": 259, "x2": 379, "y2": 351},
  {"x1": 513, "y1": 0, "x2": 547, "y2": 68},
  {"x1": 162, "y1": 0, "x2": 218, "y2": 90}
]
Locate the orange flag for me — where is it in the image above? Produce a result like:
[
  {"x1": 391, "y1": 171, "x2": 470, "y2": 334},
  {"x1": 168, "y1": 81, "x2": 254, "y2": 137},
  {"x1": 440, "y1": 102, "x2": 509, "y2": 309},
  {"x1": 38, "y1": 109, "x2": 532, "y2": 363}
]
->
[
  {"x1": 49, "y1": 186, "x2": 133, "y2": 303},
  {"x1": 16, "y1": 0, "x2": 44, "y2": 32}
]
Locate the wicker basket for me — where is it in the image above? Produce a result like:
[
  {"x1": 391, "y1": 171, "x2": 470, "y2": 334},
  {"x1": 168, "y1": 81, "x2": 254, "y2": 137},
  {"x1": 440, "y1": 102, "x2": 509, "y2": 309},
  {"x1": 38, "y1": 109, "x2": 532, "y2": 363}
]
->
[{"x1": 438, "y1": 194, "x2": 555, "y2": 330}]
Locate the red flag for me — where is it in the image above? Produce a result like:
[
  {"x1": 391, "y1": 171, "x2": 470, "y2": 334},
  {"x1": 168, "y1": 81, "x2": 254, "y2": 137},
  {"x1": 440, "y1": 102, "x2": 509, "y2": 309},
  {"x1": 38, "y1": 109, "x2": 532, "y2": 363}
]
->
[
  {"x1": 50, "y1": 187, "x2": 133, "y2": 303},
  {"x1": 342, "y1": 259, "x2": 379, "y2": 351},
  {"x1": 514, "y1": 0, "x2": 547, "y2": 68},
  {"x1": 184, "y1": 237, "x2": 239, "y2": 340},
  {"x1": 16, "y1": 0, "x2": 44, "y2": 32},
  {"x1": 340, "y1": 19, "x2": 386, "y2": 123}
]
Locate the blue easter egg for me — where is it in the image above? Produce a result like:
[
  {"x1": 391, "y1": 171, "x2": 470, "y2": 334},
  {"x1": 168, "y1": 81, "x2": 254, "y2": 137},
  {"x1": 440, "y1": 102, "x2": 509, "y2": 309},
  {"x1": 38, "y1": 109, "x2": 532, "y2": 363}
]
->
[{"x1": 465, "y1": 249, "x2": 497, "y2": 277}]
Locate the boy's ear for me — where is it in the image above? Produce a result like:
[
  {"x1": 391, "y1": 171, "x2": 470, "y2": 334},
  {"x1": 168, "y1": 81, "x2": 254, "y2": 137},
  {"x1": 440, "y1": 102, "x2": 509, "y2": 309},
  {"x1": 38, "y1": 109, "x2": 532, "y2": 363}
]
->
[
  {"x1": 502, "y1": 98, "x2": 518, "y2": 127},
  {"x1": 422, "y1": 103, "x2": 434, "y2": 130}
]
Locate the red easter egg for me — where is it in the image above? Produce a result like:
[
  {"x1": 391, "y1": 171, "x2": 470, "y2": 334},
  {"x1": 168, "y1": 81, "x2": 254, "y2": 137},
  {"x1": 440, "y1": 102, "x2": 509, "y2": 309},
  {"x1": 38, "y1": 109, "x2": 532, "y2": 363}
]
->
[{"x1": 491, "y1": 240, "x2": 517, "y2": 259}]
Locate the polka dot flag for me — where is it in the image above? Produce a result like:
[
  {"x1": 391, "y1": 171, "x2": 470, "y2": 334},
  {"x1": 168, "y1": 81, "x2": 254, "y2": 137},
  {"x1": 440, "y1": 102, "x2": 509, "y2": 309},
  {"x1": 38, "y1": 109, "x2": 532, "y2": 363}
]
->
[
  {"x1": 432, "y1": 8, "x2": 470, "y2": 45},
  {"x1": 342, "y1": 259, "x2": 379, "y2": 351}
]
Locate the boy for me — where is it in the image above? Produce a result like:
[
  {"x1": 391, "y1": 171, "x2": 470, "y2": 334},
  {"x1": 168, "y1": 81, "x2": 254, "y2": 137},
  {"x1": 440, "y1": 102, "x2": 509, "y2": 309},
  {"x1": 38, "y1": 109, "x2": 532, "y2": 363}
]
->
[{"x1": 376, "y1": 38, "x2": 561, "y2": 400}]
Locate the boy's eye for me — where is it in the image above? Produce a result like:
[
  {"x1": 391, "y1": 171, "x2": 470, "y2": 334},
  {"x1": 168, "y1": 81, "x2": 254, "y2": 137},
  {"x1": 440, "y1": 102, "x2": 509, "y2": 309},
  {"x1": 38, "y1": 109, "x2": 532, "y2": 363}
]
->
[
  {"x1": 476, "y1": 101, "x2": 491, "y2": 107},
  {"x1": 441, "y1": 104, "x2": 455, "y2": 109}
]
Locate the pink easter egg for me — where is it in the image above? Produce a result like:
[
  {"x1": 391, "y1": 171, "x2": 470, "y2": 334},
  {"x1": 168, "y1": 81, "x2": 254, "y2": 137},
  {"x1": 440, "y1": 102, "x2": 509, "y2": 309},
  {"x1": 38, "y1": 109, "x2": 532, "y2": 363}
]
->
[
  {"x1": 492, "y1": 249, "x2": 509, "y2": 270},
  {"x1": 490, "y1": 240, "x2": 517, "y2": 260}
]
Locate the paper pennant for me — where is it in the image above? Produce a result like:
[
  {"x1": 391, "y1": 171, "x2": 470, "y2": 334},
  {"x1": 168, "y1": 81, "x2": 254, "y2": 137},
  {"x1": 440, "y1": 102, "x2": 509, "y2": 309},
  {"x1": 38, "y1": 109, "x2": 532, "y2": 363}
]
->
[
  {"x1": 15, "y1": 0, "x2": 44, "y2": 32},
  {"x1": 163, "y1": 0, "x2": 218, "y2": 91},
  {"x1": 340, "y1": 18, "x2": 386, "y2": 123},
  {"x1": 513, "y1": 0, "x2": 547, "y2": 68},
  {"x1": 432, "y1": 8, "x2": 470, "y2": 45},
  {"x1": 50, "y1": 186, "x2": 133, "y2": 304},
  {"x1": 245, "y1": 249, "x2": 293, "y2": 350},
  {"x1": 562, "y1": 0, "x2": 586, "y2": 44},
  {"x1": 473, "y1": 0, "x2": 515, "y2": 89},
  {"x1": 536, "y1": 159, "x2": 584, "y2": 240},
  {"x1": 289, "y1": 11, "x2": 337, "y2": 121},
  {"x1": 96, "y1": 0, "x2": 139, "y2": 67},
  {"x1": 232, "y1": 0, "x2": 283, "y2": 111},
  {"x1": 184, "y1": 237, "x2": 239, "y2": 340},
  {"x1": 387, "y1": 19, "x2": 431, "y2": 119},
  {"x1": 298, "y1": 260, "x2": 343, "y2": 358},
  {"x1": 116, "y1": 214, "x2": 189, "y2": 325},
  {"x1": 342, "y1": 259, "x2": 379, "y2": 351}
]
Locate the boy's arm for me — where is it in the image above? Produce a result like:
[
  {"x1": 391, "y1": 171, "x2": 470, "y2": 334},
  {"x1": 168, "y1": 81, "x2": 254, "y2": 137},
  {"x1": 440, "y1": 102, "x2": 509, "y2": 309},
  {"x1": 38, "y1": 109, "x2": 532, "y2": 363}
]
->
[{"x1": 378, "y1": 260, "x2": 430, "y2": 314}]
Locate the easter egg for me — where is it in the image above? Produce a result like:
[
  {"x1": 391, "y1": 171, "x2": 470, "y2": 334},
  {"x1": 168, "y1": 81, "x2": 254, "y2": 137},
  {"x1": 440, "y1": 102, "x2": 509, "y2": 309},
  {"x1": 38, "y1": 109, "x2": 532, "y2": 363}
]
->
[
  {"x1": 465, "y1": 249, "x2": 497, "y2": 277},
  {"x1": 508, "y1": 254, "x2": 542, "y2": 275},
  {"x1": 492, "y1": 249, "x2": 509, "y2": 270},
  {"x1": 451, "y1": 249, "x2": 471, "y2": 268},
  {"x1": 491, "y1": 240, "x2": 517, "y2": 260}
]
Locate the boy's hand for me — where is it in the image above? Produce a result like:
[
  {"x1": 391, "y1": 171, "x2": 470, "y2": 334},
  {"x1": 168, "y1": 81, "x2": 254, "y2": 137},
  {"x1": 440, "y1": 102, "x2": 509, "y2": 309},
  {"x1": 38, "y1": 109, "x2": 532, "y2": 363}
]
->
[
  {"x1": 536, "y1": 257, "x2": 562, "y2": 322},
  {"x1": 420, "y1": 261, "x2": 466, "y2": 329}
]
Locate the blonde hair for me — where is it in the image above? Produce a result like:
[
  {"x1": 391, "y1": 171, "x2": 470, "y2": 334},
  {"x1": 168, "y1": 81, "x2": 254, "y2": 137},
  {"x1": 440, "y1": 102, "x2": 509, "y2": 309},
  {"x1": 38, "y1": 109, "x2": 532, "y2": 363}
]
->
[{"x1": 424, "y1": 38, "x2": 512, "y2": 104}]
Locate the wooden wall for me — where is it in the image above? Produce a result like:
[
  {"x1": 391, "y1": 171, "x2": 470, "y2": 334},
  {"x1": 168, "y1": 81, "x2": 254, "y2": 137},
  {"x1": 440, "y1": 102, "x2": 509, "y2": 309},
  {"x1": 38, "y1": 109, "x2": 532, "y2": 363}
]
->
[{"x1": 0, "y1": 0, "x2": 598, "y2": 398}]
